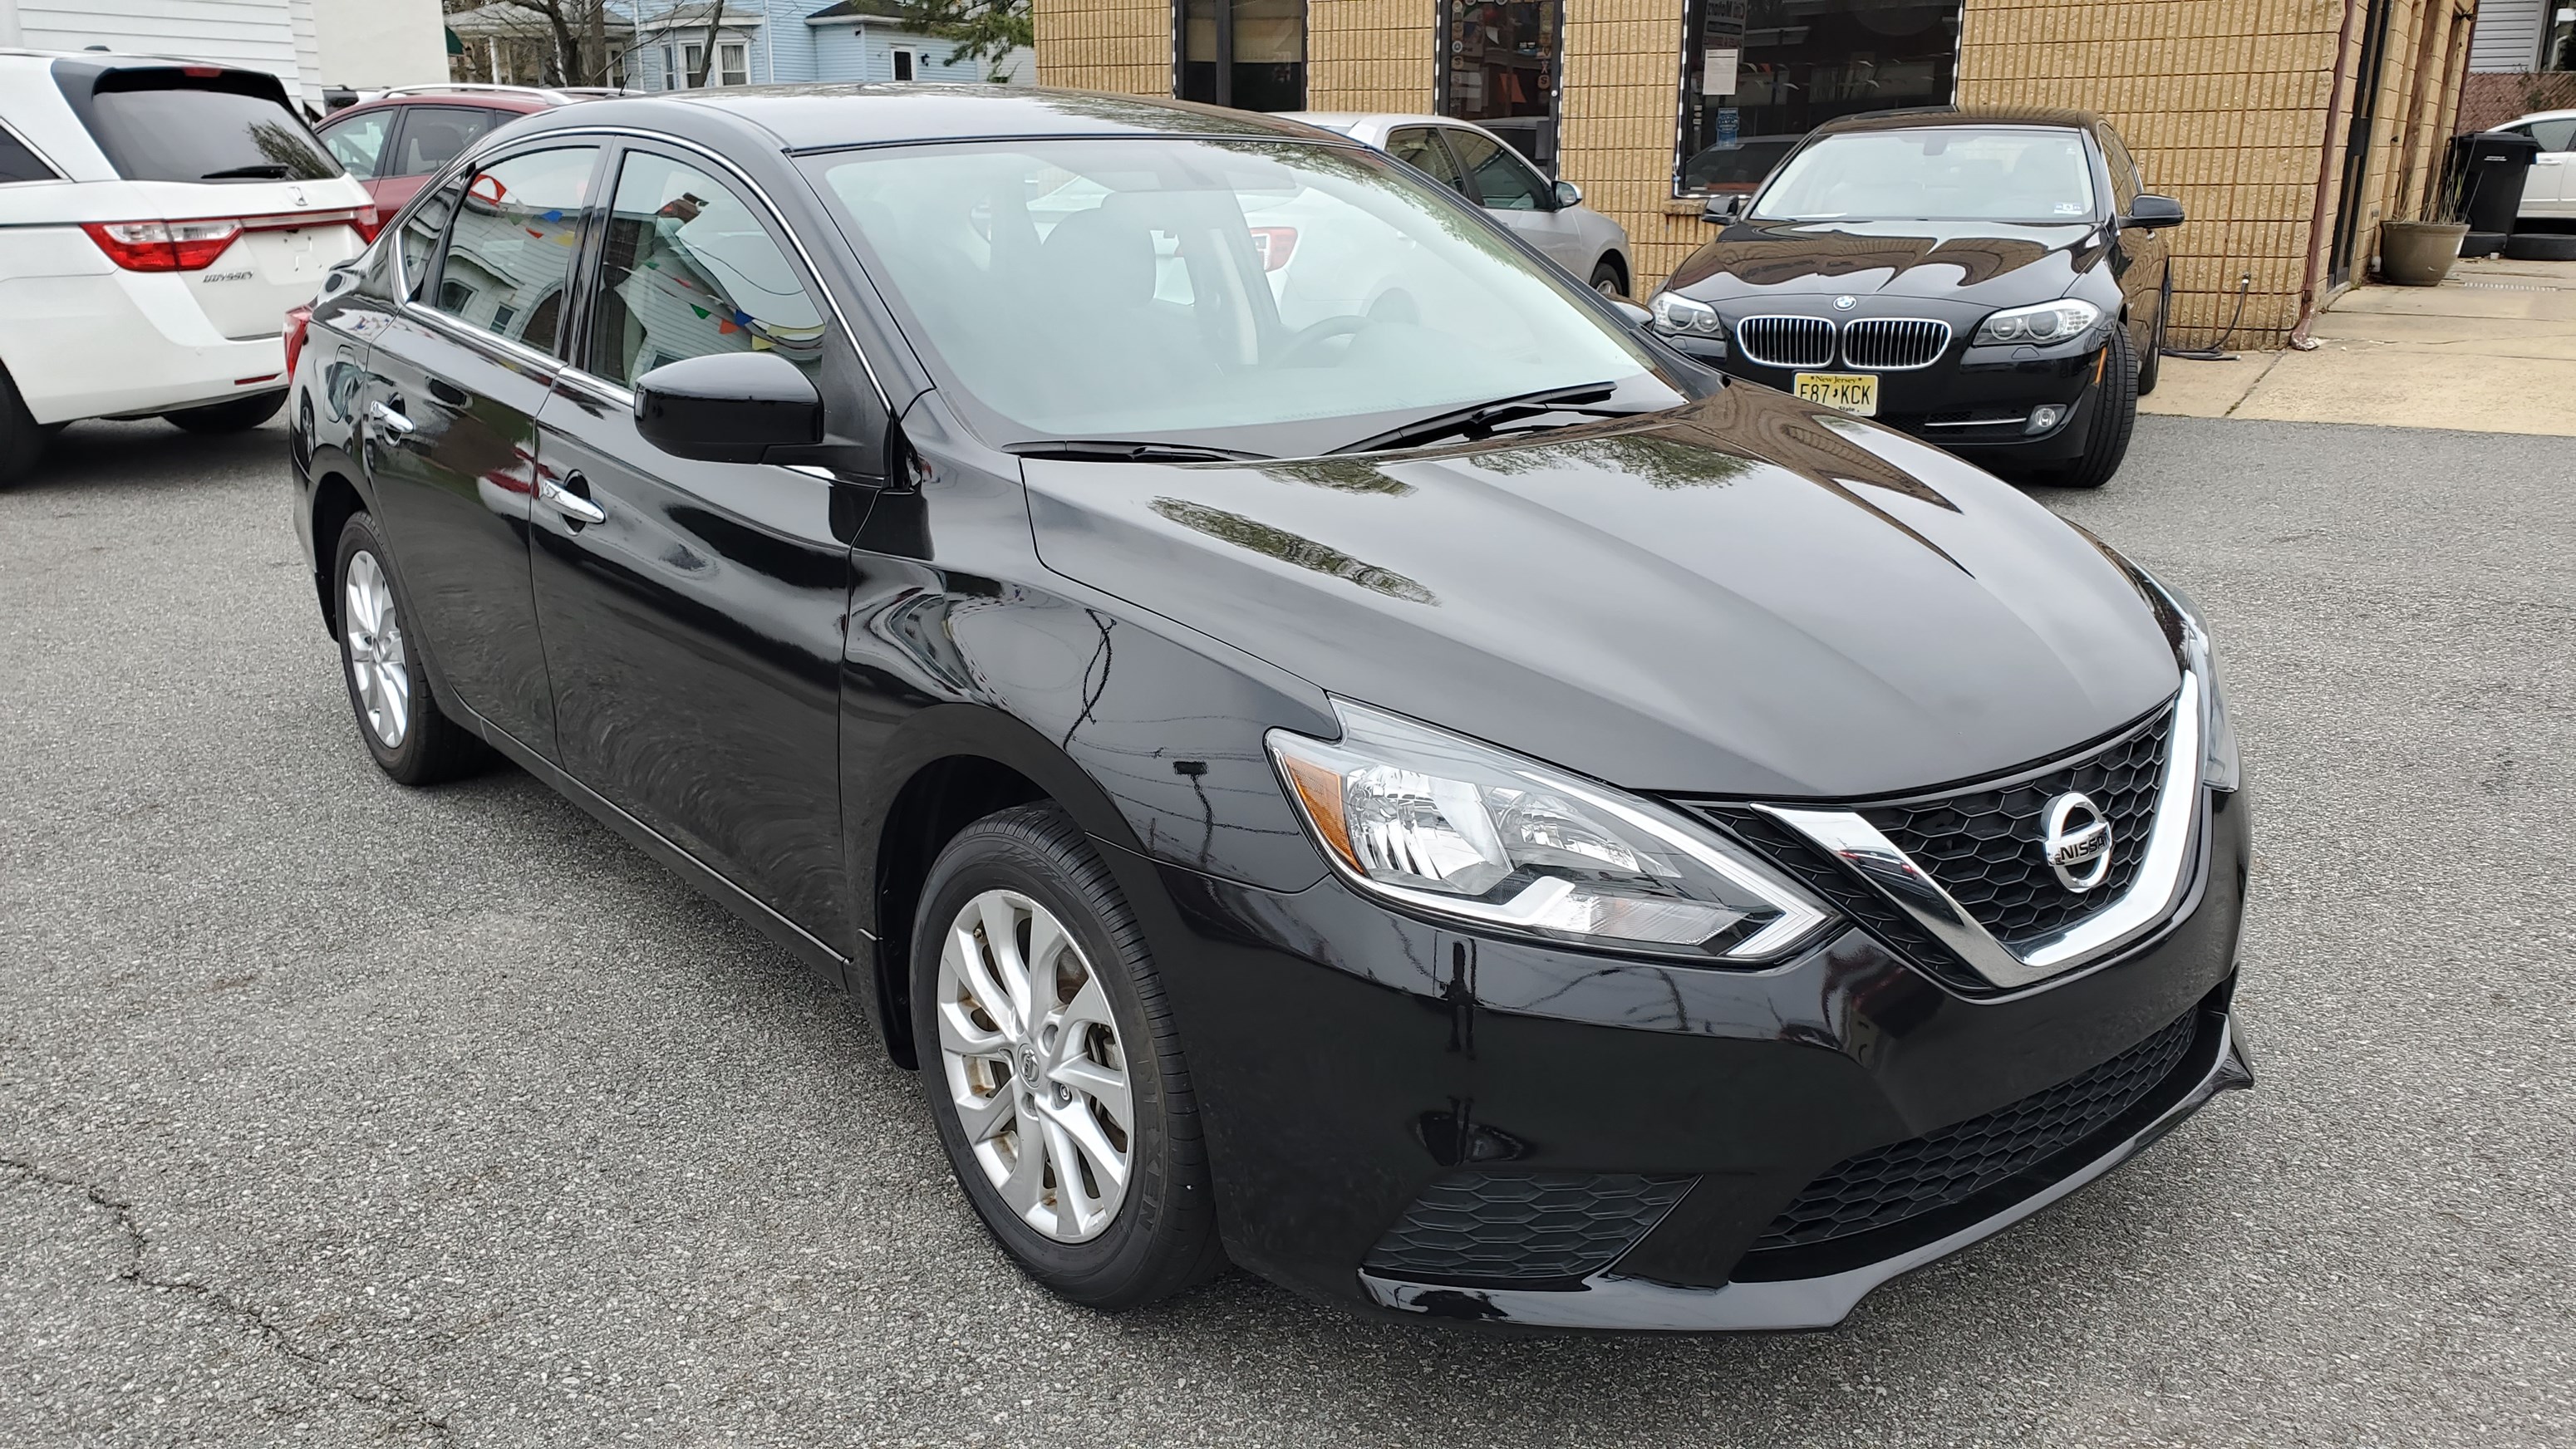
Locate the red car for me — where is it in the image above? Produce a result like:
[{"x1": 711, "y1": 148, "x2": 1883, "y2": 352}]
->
[{"x1": 315, "y1": 84, "x2": 592, "y2": 213}]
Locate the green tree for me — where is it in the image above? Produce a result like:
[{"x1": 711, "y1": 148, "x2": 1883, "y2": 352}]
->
[{"x1": 895, "y1": 0, "x2": 1032, "y2": 79}]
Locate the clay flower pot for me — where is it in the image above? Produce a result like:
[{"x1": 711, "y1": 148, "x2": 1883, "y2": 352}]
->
[{"x1": 2379, "y1": 220, "x2": 2469, "y2": 287}]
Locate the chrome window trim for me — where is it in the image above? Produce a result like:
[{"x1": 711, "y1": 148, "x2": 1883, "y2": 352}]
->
[
  {"x1": 386, "y1": 124, "x2": 892, "y2": 412},
  {"x1": 554, "y1": 366, "x2": 634, "y2": 408},
  {"x1": 1838, "y1": 317, "x2": 1953, "y2": 371},
  {"x1": 397, "y1": 296, "x2": 568, "y2": 376},
  {"x1": 1755, "y1": 670, "x2": 2205, "y2": 991}
]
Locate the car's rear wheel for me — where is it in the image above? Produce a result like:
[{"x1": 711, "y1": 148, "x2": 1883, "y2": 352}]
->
[
  {"x1": 2043, "y1": 326, "x2": 2138, "y2": 490},
  {"x1": 163, "y1": 390, "x2": 286, "y2": 435},
  {"x1": 332, "y1": 513, "x2": 486, "y2": 784},
  {"x1": 912, "y1": 803, "x2": 1222, "y2": 1309},
  {"x1": 1590, "y1": 258, "x2": 1628, "y2": 298},
  {"x1": 0, "y1": 367, "x2": 50, "y2": 489}
]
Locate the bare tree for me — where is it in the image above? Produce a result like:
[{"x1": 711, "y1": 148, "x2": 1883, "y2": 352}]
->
[
  {"x1": 685, "y1": 3, "x2": 730, "y2": 89},
  {"x1": 464, "y1": 0, "x2": 618, "y2": 87}
]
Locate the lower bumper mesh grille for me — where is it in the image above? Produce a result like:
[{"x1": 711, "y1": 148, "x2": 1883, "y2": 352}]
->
[
  {"x1": 1364, "y1": 1171, "x2": 1694, "y2": 1284},
  {"x1": 1751, "y1": 1011, "x2": 2200, "y2": 1251}
]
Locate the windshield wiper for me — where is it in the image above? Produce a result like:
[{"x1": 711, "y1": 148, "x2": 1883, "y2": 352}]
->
[
  {"x1": 1005, "y1": 440, "x2": 1273, "y2": 464},
  {"x1": 1330, "y1": 382, "x2": 1630, "y2": 455},
  {"x1": 202, "y1": 164, "x2": 295, "y2": 179}
]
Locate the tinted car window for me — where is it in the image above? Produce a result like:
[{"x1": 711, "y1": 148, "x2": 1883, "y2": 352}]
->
[
  {"x1": 1445, "y1": 128, "x2": 1549, "y2": 211},
  {"x1": 396, "y1": 106, "x2": 503, "y2": 177},
  {"x1": 2097, "y1": 127, "x2": 2139, "y2": 209},
  {"x1": 0, "y1": 124, "x2": 56, "y2": 183},
  {"x1": 78, "y1": 71, "x2": 338, "y2": 183},
  {"x1": 433, "y1": 147, "x2": 597, "y2": 353},
  {"x1": 399, "y1": 174, "x2": 466, "y2": 300},
  {"x1": 586, "y1": 151, "x2": 828, "y2": 388},
  {"x1": 322, "y1": 110, "x2": 392, "y2": 179},
  {"x1": 1386, "y1": 126, "x2": 1465, "y2": 193},
  {"x1": 2529, "y1": 117, "x2": 2576, "y2": 152},
  {"x1": 1757, "y1": 127, "x2": 2097, "y2": 223}
]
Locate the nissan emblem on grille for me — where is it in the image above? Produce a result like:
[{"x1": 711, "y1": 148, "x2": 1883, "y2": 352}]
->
[{"x1": 2041, "y1": 791, "x2": 2112, "y2": 892}]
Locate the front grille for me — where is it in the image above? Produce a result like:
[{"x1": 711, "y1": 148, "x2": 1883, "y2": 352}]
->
[
  {"x1": 1734, "y1": 314, "x2": 1836, "y2": 369},
  {"x1": 1694, "y1": 803, "x2": 1985, "y2": 991},
  {"x1": 1841, "y1": 317, "x2": 1952, "y2": 370},
  {"x1": 1864, "y1": 706, "x2": 2175, "y2": 948},
  {"x1": 1364, "y1": 1171, "x2": 1694, "y2": 1285},
  {"x1": 1751, "y1": 1011, "x2": 2199, "y2": 1251}
]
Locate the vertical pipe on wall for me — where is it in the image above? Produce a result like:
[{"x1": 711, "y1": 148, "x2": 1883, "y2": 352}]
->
[{"x1": 2292, "y1": 0, "x2": 2368, "y2": 349}]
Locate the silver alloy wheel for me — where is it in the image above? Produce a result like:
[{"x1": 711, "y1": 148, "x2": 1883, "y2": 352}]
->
[
  {"x1": 1596, "y1": 277, "x2": 1622, "y2": 297},
  {"x1": 342, "y1": 549, "x2": 410, "y2": 748},
  {"x1": 935, "y1": 888, "x2": 1133, "y2": 1243}
]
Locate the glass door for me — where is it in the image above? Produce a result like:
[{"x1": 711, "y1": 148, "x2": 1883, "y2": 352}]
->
[{"x1": 1440, "y1": 2, "x2": 1561, "y2": 171}]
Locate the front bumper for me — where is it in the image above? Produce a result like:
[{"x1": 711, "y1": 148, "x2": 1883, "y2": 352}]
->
[
  {"x1": 1670, "y1": 332, "x2": 2110, "y2": 464},
  {"x1": 1102, "y1": 784, "x2": 2252, "y2": 1330}
]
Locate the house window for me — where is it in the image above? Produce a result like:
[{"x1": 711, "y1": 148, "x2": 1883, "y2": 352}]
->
[
  {"x1": 893, "y1": 49, "x2": 915, "y2": 81},
  {"x1": 681, "y1": 42, "x2": 703, "y2": 86},
  {"x1": 719, "y1": 41, "x2": 749, "y2": 86},
  {"x1": 1440, "y1": 2, "x2": 1560, "y2": 171},
  {"x1": 661, "y1": 45, "x2": 675, "y2": 90},
  {"x1": 2546, "y1": 7, "x2": 2576, "y2": 71},
  {"x1": 1676, "y1": 0, "x2": 1964, "y2": 195},
  {"x1": 1177, "y1": 0, "x2": 1305, "y2": 111}
]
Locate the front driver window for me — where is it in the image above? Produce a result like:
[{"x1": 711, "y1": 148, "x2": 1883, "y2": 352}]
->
[
  {"x1": 1444, "y1": 128, "x2": 1548, "y2": 211},
  {"x1": 398, "y1": 174, "x2": 465, "y2": 301},
  {"x1": 585, "y1": 151, "x2": 829, "y2": 389},
  {"x1": 434, "y1": 146, "x2": 598, "y2": 352}
]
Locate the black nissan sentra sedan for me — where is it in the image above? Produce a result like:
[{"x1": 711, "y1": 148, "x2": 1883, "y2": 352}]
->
[
  {"x1": 287, "y1": 86, "x2": 2250, "y2": 1330},
  {"x1": 1649, "y1": 108, "x2": 2184, "y2": 489}
]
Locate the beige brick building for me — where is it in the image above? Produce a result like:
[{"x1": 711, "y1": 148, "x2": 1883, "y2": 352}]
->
[{"x1": 1035, "y1": 0, "x2": 2479, "y2": 345}]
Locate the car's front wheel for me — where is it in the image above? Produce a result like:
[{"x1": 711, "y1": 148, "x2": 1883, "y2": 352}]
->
[
  {"x1": 1590, "y1": 258, "x2": 1628, "y2": 298},
  {"x1": 912, "y1": 803, "x2": 1222, "y2": 1309},
  {"x1": 164, "y1": 390, "x2": 286, "y2": 435},
  {"x1": 2045, "y1": 325, "x2": 2139, "y2": 490},
  {"x1": 332, "y1": 513, "x2": 486, "y2": 784}
]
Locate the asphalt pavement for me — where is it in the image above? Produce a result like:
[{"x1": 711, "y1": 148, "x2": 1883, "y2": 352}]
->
[{"x1": 2, "y1": 410, "x2": 2572, "y2": 1447}]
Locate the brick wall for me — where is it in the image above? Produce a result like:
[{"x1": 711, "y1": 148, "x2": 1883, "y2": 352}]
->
[
  {"x1": 1310, "y1": 0, "x2": 1436, "y2": 112},
  {"x1": 2459, "y1": 69, "x2": 2576, "y2": 130},
  {"x1": 1033, "y1": 0, "x2": 1168, "y2": 95}
]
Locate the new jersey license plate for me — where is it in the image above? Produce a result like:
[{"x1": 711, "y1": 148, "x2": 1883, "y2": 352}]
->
[{"x1": 1793, "y1": 371, "x2": 1880, "y2": 416}]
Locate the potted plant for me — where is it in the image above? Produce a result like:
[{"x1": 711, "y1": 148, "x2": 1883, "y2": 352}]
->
[{"x1": 2379, "y1": 156, "x2": 2471, "y2": 287}]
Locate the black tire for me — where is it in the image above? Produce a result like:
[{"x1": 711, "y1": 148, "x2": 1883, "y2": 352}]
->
[
  {"x1": 331, "y1": 513, "x2": 487, "y2": 785},
  {"x1": 163, "y1": 390, "x2": 286, "y2": 435},
  {"x1": 0, "y1": 366, "x2": 50, "y2": 488},
  {"x1": 1589, "y1": 257, "x2": 1628, "y2": 298},
  {"x1": 2042, "y1": 325, "x2": 2138, "y2": 490},
  {"x1": 2505, "y1": 231, "x2": 2576, "y2": 261},
  {"x1": 912, "y1": 804, "x2": 1222, "y2": 1310},
  {"x1": 2136, "y1": 270, "x2": 2169, "y2": 397}
]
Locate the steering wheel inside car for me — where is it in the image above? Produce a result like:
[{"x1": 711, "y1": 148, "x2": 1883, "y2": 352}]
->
[{"x1": 1278, "y1": 315, "x2": 1373, "y2": 367}]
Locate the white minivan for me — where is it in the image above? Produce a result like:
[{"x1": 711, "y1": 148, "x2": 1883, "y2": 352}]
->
[{"x1": 0, "y1": 51, "x2": 375, "y2": 484}]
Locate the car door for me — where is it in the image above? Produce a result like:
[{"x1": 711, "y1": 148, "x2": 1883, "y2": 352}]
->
[
  {"x1": 1443, "y1": 125, "x2": 1584, "y2": 273},
  {"x1": 2516, "y1": 118, "x2": 2576, "y2": 216},
  {"x1": 529, "y1": 142, "x2": 883, "y2": 950},
  {"x1": 361, "y1": 143, "x2": 602, "y2": 757},
  {"x1": 2096, "y1": 124, "x2": 2164, "y2": 356}
]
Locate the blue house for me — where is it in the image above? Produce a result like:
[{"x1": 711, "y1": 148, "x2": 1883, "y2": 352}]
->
[{"x1": 626, "y1": 1, "x2": 1030, "y2": 93}]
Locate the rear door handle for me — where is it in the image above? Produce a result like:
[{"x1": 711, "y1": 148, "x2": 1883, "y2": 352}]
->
[
  {"x1": 539, "y1": 470, "x2": 607, "y2": 527},
  {"x1": 366, "y1": 400, "x2": 415, "y2": 436}
]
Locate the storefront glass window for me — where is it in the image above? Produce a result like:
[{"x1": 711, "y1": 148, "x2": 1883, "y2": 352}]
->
[
  {"x1": 1178, "y1": 0, "x2": 1306, "y2": 112},
  {"x1": 1440, "y1": 2, "x2": 1561, "y2": 169},
  {"x1": 1677, "y1": 0, "x2": 1964, "y2": 195}
]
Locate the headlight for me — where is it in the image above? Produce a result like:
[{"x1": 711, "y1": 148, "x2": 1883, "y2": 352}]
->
[
  {"x1": 1649, "y1": 290, "x2": 1728, "y2": 346},
  {"x1": 1267, "y1": 702, "x2": 1833, "y2": 960},
  {"x1": 1973, "y1": 298, "x2": 2103, "y2": 346}
]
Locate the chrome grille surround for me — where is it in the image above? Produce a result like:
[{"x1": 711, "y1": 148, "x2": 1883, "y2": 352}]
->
[
  {"x1": 1733, "y1": 314, "x2": 1837, "y2": 369},
  {"x1": 1841, "y1": 317, "x2": 1953, "y2": 371}
]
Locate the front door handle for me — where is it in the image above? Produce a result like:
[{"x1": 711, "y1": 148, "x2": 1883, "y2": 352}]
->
[
  {"x1": 539, "y1": 470, "x2": 607, "y2": 527},
  {"x1": 366, "y1": 400, "x2": 415, "y2": 436}
]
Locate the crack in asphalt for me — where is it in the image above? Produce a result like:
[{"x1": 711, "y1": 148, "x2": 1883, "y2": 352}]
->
[{"x1": 2, "y1": 1158, "x2": 454, "y2": 1442}]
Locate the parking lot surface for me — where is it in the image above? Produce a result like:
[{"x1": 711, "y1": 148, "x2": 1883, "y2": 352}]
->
[{"x1": 3, "y1": 413, "x2": 2572, "y2": 1447}]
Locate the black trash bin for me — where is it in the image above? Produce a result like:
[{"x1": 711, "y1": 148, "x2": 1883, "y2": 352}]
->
[{"x1": 2451, "y1": 130, "x2": 2543, "y2": 255}]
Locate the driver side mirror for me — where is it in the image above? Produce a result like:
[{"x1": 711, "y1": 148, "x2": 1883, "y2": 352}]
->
[
  {"x1": 1609, "y1": 297, "x2": 1654, "y2": 330},
  {"x1": 2123, "y1": 194, "x2": 2185, "y2": 230},
  {"x1": 1701, "y1": 194, "x2": 1743, "y2": 225},
  {"x1": 633, "y1": 351, "x2": 823, "y2": 464},
  {"x1": 1554, "y1": 179, "x2": 1583, "y2": 209}
]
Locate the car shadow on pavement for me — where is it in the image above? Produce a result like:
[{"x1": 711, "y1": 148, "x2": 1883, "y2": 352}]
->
[{"x1": 15, "y1": 416, "x2": 291, "y2": 497}]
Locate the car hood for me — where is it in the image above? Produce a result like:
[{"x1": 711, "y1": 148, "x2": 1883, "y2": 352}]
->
[
  {"x1": 1667, "y1": 219, "x2": 2106, "y2": 306},
  {"x1": 1022, "y1": 386, "x2": 2180, "y2": 798}
]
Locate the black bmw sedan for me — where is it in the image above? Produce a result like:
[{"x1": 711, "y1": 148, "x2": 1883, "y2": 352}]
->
[
  {"x1": 1649, "y1": 108, "x2": 2184, "y2": 489},
  {"x1": 286, "y1": 86, "x2": 2250, "y2": 1330}
]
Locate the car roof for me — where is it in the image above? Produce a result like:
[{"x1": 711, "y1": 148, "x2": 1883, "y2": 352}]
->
[
  {"x1": 1813, "y1": 106, "x2": 2107, "y2": 135},
  {"x1": 2505, "y1": 110, "x2": 2576, "y2": 124},
  {"x1": 517, "y1": 84, "x2": 1347, "y2": 154},
  {"x1": 330, "y1": 88, "x2": 559, "y2": 122}
]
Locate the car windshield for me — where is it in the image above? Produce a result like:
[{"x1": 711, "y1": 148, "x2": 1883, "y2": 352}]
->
[
  {"x1": 804, "y1": 137, "x2": 1675, "y2": 457},
  {"x1": 1753, "y1": 127, "x2": 2095, "y2": 224}
]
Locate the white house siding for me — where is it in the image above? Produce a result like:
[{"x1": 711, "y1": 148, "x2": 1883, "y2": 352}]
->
[
  {"x1": 5, "y1": 0, "x2": 313, "y2": 105},
  {"x1": 2472, "y1": 0, "x2": 2548, "y2": 72},
  {"x1": 313, "y1": 0, "x2": 446, "y2": 88}
]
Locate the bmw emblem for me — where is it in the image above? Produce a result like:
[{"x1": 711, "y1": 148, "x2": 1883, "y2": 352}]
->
[{"x1": 1832, "y1": 294, "x2": 1857, "y2": 311}]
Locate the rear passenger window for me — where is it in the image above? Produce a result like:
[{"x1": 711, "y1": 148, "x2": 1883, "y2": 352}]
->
[
  {"x1": 76, "y1": 68, "x2": 338, "y2": 183},
  {"x1": 322, "y1": 111, "x2": 391, "y2": 179},
  {"x1": 2529, "y1": 117, "x2": 2576, "y2": 153},
  {"x1": 1387, "y1": 127, "x2": 1466, "y2": 194},
  {"x1": 395, "y1": 106, "x2": 501, "y2": 178},
  {"x1": 399, "y1": 174, "x2": 465, "y2": 300},
  {"x1": 433, "y1": 147, "x2": 598, "y2": 353},
  {"x1": 584, "y1": 150, "x2": 828, "y2": 388},
  {"x1": 0, "y1": 124, "x2": 56, "y2": 183}
]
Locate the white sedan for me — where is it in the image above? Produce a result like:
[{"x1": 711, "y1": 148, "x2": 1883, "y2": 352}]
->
[
  {"x1": 2496, "y1": 110, "x2": 2576, "y2": 219},
  {"x1": 1281, "y1": 112, "x2": 1635, "y2": 297}
]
